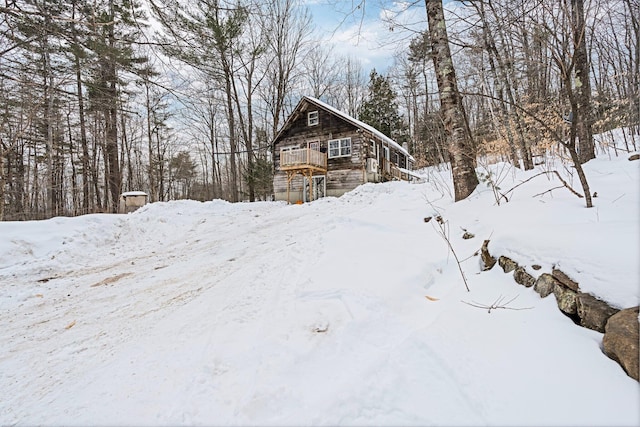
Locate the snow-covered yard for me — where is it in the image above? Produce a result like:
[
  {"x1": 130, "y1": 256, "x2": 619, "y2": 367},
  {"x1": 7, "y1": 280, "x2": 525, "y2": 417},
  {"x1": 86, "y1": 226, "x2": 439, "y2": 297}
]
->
[{"x1": 1, "y1": 132, "x2": 639, "y2": 425}]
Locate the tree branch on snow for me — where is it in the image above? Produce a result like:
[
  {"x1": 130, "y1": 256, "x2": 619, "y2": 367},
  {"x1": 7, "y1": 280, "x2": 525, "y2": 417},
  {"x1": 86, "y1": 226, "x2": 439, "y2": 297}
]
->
[
  {"x1": 429, "y1": 215, "x2": 471, "y2": 292},
  {"x1": 460, "y1": 90, "x2": 594, "y2": 208},
  {"x1": 503, "y1": 171, "x2": 584, "y2": 199},
  {"x1": 461, "y1": 295, "x2": 533, "y2": 314},
  {"x1": 533, "y1": 186, "x2": 567, "y2": 198}
]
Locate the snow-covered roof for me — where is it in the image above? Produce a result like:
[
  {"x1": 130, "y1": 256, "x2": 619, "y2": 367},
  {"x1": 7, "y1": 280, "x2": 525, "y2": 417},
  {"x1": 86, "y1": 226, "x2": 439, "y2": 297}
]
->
[
  {"x1": 121, "y1": 191, "x2": 148, "y2": 197},
  {"x1": 305, "y1": 96, "x2": 415, "y2": 162},
  {"x1": 276, "y1": 96, "x2": 415, "y2": 162}
]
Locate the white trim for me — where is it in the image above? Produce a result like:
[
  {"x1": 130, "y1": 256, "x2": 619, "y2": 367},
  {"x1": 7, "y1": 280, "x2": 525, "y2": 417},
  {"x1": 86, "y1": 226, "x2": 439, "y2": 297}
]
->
[
  {"x1": 328, "y1": 137, "x2": 352, "y2": 158},
  {"x1": 383, "y1": 146, "x2": 390, "y2": 172},
  {"x1": 304, "y1": 175, "x2": 326, "y2": 202}
]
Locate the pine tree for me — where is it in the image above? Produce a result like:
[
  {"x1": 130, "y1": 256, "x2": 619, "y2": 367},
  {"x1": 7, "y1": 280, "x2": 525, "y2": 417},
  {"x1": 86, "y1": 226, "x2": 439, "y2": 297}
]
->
[
  {"x1": 84, "y1": 0, "x2": 149, "y2": 212},
  {"x1": 4, "y1": 0, "x2": 71, "y2": 217},
  {"x1": 358, "y1": 70, "x2": 408, "y2": 144}
]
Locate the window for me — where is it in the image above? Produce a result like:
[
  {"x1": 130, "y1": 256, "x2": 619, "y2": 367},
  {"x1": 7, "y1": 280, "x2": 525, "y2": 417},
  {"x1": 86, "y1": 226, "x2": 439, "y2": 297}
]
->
[
  {"x1": 328, "y1": 137, "x2": 351, "y2": 158},
  {"x1": 308, "y1": 111, "x2": 319, "y2": 126}
]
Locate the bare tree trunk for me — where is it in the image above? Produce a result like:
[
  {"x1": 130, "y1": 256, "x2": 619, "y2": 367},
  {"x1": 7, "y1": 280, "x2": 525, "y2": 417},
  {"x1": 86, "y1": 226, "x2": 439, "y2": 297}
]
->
[
  {"x1": 572, "y1": 0, "x2": 595, "y2": 162},
  {"x1": 0, "y1": 138, "x2": 5, "y2": 221},
  {"x1": 71, "y1": 1, "x2": 91, "y2": 215},
  {"x1": 625, "y1": 0, "x2": 639, "y2": 135},
  {"x1": 15, "y1": 145, "x2": 26, "y2": 219},
  {"x1": 67, "y1": 114, "x2": 79, "y2": 216},
  {"x1": 41, "y1": 16, "x2": 56, "y2": 218},
  {"x1": 75, "y1": 58, "x2": 92, "y2": 214},
  {"x1": 104, "y1": 0, "x2": 121, "y2": 212},
  {"x1": 144, "y1": 79, "x2": 157, "y2": 202},
  {"x1": 426, "y1": 0, "x2": 479, "y2": 201},
  {"x1": 231, "y1": 57, "x2": 257, "y2": 202},
  {"x1": 482, "y1": 0, "x2": 534, "y2": 170},
  {"x1": 477, "y1": 8, "x2": 520, "y2": 167},
  {"x1": 92, "y1": 117, "x2": 103, "y2": 211},
  {"x1": 567, "y1": 99, "x2": 593, "y2": 207},
  {"x1": 32, "y1": 162, "x2": 39, "y2": 219},
  {"x1": 213, "y1": 127, "x2": 221, "y2": 199},
  {"x1": 121, "y1": 111, "x2": 133, "y2": 191},
  {"x1": 104, "y1": 94, "x2": 120, "y2": 211},
  {"x1": 209, "y1": 105, "x2": 221, "y2": 199},
  {"x1": 156, "y1": 130, "x2": 165, "y2": 201},
  {"x1": 223, "y1": 67, "x2": 239, "y2": 202}
]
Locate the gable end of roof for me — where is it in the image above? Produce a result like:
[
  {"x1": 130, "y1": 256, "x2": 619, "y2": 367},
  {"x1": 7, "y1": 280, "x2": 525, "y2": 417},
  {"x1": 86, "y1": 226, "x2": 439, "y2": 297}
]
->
[{"x1": 272, "y1": 96, "x2": 414, "y2": 161}]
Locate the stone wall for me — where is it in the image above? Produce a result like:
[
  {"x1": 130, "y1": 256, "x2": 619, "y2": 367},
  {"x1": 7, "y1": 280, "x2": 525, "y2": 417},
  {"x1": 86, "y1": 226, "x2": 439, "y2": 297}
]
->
[{"x1": 481, "y1": 241, "x2": 639, "y2": 381}]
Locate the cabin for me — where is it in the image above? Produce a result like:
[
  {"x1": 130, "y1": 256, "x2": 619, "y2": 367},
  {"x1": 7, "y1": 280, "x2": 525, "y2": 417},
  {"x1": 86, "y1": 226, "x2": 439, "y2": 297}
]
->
[{"x1": 272, "y1": 96, "x2": 415, "y2": 203}]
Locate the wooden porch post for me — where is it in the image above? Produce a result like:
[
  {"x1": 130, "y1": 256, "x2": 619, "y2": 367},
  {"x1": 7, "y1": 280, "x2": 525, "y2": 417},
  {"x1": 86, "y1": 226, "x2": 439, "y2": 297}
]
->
[
  {"x1": 286, "y1": 171, "x2": 295, "y2": 204},
  {"x1": 306, "y1": 170, "x2": 313, "y2": 202}
]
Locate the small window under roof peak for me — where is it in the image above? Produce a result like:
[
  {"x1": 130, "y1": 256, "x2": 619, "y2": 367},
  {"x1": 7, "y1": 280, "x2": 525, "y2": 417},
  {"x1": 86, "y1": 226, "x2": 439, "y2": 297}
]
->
[{"x1": 308, "y1": 111, "x2": 319, "y2": 126}]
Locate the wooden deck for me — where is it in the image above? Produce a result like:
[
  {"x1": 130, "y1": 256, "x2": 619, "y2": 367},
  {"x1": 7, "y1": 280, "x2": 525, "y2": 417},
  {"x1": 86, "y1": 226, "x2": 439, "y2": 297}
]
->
[
  {"x1": 279, "y1": 148, "x2": 327, "y2": 172},
  {"x1": 279, "y1": 148, "x2": 327, "y2": 203},
  {"x1": 381, "y1": 158, "x2": 411, "y2": 181}
]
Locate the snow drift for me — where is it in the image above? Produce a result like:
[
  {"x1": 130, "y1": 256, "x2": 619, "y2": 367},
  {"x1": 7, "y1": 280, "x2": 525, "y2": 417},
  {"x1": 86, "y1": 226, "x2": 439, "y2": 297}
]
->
[{"x1": 1, "y1": 132, "x2": 639, "y2": 426}]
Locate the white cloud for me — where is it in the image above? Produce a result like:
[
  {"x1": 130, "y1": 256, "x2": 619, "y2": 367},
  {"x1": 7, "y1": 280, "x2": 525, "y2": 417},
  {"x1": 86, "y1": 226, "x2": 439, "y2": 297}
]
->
[{"x1": 309, "y1": 0, "x2": 426, "y2": 72}]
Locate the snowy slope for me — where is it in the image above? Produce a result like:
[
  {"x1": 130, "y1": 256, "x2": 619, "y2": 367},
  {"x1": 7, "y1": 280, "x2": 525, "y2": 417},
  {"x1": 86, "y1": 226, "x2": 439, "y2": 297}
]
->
[{"x1": 1, "y1": 134, "x2": 639, "y2": 426}]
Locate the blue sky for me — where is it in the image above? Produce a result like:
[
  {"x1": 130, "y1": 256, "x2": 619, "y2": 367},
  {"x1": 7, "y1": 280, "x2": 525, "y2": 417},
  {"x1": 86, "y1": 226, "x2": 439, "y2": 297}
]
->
[{"x1": 304, "y1": 0, "x2": 427, "y2": 74}]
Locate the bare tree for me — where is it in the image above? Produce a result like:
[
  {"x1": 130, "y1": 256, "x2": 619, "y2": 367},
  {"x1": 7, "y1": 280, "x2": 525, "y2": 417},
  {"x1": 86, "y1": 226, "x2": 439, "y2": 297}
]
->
[
  {"x1": 231, "y1": 5, "x2": 270, "y2": 202},
  {"x1": 262, "y1": 0, "x2": 312, "y2": 138},
  {"x1": 471, "y1": 0, "x2": 534, "y2": 170},
  {"x1": 572, "y1": 0, "x2": 595, "y2": 163},
  {"x1": 151, "y1": 0, "x2": 250, "y2": 202},
  {"x1": 343, "y1": 56, "x2": 367, "y2": 118},
  {"x1": 425, "y1": 0, "x2": 479, "y2": 201},
  {"x1": 303, "y1": 45, "x2": 340, "y2": 101}
]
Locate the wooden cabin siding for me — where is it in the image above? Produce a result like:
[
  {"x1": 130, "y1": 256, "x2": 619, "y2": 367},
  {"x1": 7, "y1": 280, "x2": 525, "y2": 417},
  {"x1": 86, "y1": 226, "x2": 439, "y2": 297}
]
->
[
  {"x1": 325, "y1": 169, "x2": 364, "y2": 197},
  {"x1": 272, "y1": 97, "x2": 414, "y2": 202},
  {"x1": 324, "y1": 134, "x2": 364, "y2": 196},
  {"x1": 273, "y1": 173, "x2": 304, "y2": 202},
  {"x1": 274, "y1": 104, "x2": 367, "y2": 201},
  {"x1": 273, "y1": 132, "x2": 365, "y2": 200},
  {"x1": 273, "y1": 108, "x2": 363, "y2": 163},
  {"x1": 275, "y1": 108, "x2": 354, "y2": 147}
]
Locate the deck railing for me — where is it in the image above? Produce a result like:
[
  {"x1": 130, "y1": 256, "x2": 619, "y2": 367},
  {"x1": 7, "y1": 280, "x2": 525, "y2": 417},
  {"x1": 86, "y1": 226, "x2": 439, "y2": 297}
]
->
[
  {"x1": 280, "y1": 148, "x2": 327, "y2": 170},
  {"x1": 381, "y1": 158, "x2": 410, "y2": 181}
]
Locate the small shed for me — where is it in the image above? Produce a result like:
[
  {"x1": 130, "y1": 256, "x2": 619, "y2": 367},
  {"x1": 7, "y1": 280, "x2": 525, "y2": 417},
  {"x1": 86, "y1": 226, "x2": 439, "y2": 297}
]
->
[{"x1": 119, "y1": 191, "x2": 148, "y2": 214}]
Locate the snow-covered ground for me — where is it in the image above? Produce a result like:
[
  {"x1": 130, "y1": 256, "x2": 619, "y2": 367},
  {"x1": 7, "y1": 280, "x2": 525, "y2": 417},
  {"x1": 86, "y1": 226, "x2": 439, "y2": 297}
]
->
[{"x1": 1, "y1": 130, "x2": 639, "y2": 426}]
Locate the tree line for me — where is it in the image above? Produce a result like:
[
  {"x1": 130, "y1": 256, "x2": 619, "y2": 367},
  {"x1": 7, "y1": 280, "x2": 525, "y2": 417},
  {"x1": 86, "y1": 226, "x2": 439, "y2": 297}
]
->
[{"x1": 1, "y1": 0, "x2": 637, "y2": 220}]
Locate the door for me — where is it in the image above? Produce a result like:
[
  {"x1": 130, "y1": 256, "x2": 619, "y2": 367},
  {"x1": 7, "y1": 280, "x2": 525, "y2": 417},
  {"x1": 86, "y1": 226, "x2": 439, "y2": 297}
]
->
[
  {"x1": 303, "y1": 175, "x2": 326, "y2": 202},
  {"x1": 308, "y1": 140, "x2": 320, "y2": 151}
]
